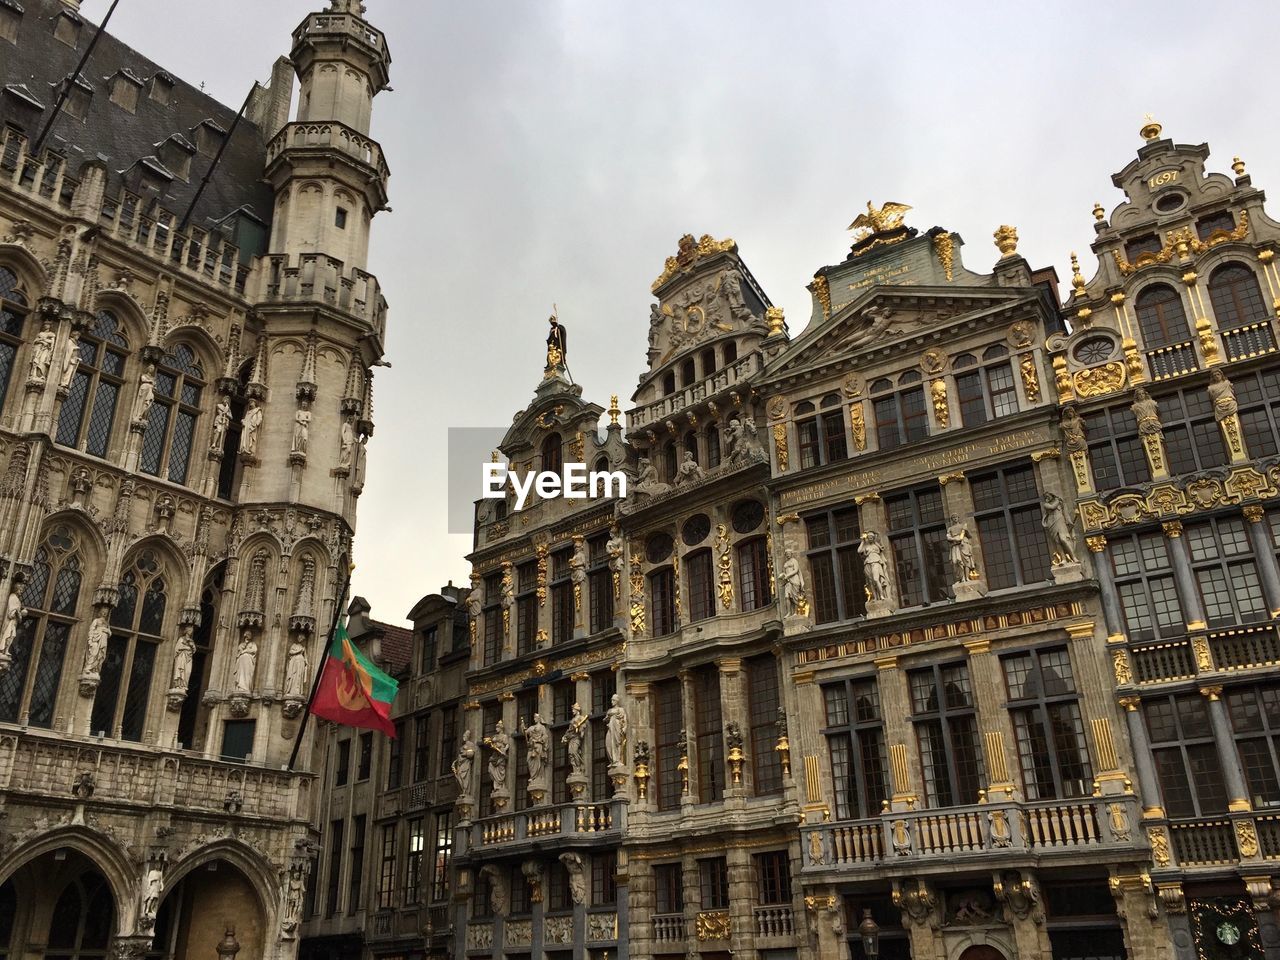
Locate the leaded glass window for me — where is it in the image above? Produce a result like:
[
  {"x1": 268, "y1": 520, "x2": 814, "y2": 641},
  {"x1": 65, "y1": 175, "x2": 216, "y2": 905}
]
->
[
  {"x1": 56, "y1": 310, "x2": 127, "y2": 458},
  {"x1": 971, "y1": 463, "x2": 1052, "y2": 589},
  {"x1": 886, "y1": 485, "x2": 949, "y2": 607},
  {"x1": 953, "y1": 344, "x2": 1019, "y2": 427},
  {"x1": 139, "y1": 344, "x2": 203, "y2": 484},
  {"x1": 1135, "y1": 284, "x2": 1191, "y2": 349},
  {"x1": 0, "y1": 266, "x2": 27, "y2": 414},
  {"x1": 0, "y1": 525, "x2": 84, "y2": 727},
  {"x1": 1144, "y1": 693, "x2": 1227, "y2": 818},
  {"x1": 91, "y1": 549, "x2": 166, "y2": 740}
]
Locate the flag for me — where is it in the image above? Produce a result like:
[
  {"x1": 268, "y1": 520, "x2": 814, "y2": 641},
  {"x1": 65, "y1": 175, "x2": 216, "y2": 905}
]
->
[{"x1": 309, "y1": 617, "x2": 398, "y2": 736}]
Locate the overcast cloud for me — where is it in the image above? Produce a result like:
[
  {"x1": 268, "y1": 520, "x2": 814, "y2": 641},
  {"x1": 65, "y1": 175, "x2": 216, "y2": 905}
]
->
[{"x1": 87, "y1": 0, "x2": 1280, "y2": 623}]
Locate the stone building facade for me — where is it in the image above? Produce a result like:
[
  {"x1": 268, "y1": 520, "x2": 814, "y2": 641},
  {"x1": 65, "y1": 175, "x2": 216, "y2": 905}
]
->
[
  {"x1": 448, "y1": 125, "x2": 1280, "y2": 960},
  {"x1": 0, "y1": 1, "x2": 391, "y2": 957}
]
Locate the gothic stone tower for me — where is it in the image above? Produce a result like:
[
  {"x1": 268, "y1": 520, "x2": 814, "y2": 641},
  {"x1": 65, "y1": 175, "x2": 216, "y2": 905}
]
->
[{"x1": 0, "y1": 1, "x2": 391, "y2": 957}]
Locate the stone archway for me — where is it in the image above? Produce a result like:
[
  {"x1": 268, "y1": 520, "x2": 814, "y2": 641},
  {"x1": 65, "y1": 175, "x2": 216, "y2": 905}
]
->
[
  {"x1": 957, "y1": 946, "x2": 1008, "y2": 960},
  {"x1": 0, "y1": 849, "x2": 117, "y2": 960},
  {"x1": 153, "y1": 856, "x2": 269, "y2": 960}
]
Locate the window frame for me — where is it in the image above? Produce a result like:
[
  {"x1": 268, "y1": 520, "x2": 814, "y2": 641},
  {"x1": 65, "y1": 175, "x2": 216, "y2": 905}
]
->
[
  {"x1": 821, "y1": 676, "x2": 889, "y2": 820},
  {"x1": 1001, "y1": 646, "x2": 1094, "y2": 801},
  {"x1": 908, "y1": 661, "x2": 984, "y2": 808}
]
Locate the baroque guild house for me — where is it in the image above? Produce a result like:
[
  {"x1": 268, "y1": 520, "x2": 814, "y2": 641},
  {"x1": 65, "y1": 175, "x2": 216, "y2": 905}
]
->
[{"x1": 0, "y1": 1, "x2": 392, "y2": 957}]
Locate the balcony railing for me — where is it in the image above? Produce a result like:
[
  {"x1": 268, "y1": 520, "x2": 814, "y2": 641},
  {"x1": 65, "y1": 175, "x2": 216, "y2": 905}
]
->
[
  {"x1": 0, "y1": 727, "x2": 311, "y2": 822},
  {"x1": 652, "y1": 913, "x2": 687, "y2": 943},
  {"x1": 265, "y1": 121, "x2": 391, "y2": 182},
  {"x1": 629, "y1": 353, "x2": 762, "y2": 430},
  {"x1": 803, "y1": 796, "x2": 1138, "y2": 872},
  {"x1": 1168, "y1": 819, "x2": 1238, "y2": 866},
  {"x1": 469, "y1": 799, "x2": 623, "y2": 849},
  {"x1": 256, "y1": 253, "x2": 386, "y2": 341},
  {"x1": 1221, "y1": 320, "x2": 1279, "y2": 362},
  {"x1": 1146, "y1": 340, "x2": 1199, "y2": 381},
  {"x1": 1129, "y1": 624, "x2": 1280, "y2": 685},
  {"x1": 754, "y1": 905, "x2": 795, "y2": 938}
]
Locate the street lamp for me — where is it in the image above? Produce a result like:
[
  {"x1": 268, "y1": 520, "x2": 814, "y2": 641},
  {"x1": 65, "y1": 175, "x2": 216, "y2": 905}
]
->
[
  {"x1": 858, "y1": 908, "x2": 880, "y2": 959},
  {"x1": 215, "y1": 926, "x2": 240, "y2": 960}
]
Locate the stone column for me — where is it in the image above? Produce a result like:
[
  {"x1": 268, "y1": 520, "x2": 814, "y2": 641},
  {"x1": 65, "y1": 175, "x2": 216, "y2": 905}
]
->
[
  {"x1": 681, "y1": 854, "x2": 699, "y2": 958},
  {"x1": 1111, "y1": 871, "x2": 1174, "y2": 960},
  {"x1": 1085, "y1": 535, "x2": 1128, "y2": 640},
  {"x1": 1243, "y1": 505, "x2": 1280, "y2": 618},
  {"x1": 725, "y1": 845, "x2": 755, "y2": 959},
  {"x1": 1162, "y1": 521, "x2": 1208, "y2": 630},
  {"x1": 679, "y1": 670, "x2": 696, "y2": 810},
  {"x1": 1117, "y1": 696, "x2": 1164, "y2": 819},
  {"x1": 875, "y1": 656, "x2": 920, "y2": 812},
  {"x1": 718, "y1": 657, "x2": 748, "y2": 800},
  {"x1": 895, "y1": 877, "x2": 944, "y2": 960},
  {"x1": 1201, "y1": 685, "x2": 1252, "y2": 811},
  {"x1": 962, "y1": 639, "x2": 1019, "y2": 801},
  {"x1": 627, "y1": 860, "x2": 655, "y2": 960},
  {"x1": 997, "y1": 870, "x2": 1051, "y2": 958},
  {"x1": 792, "y1": 671, "x2": 830, "y2": 820}
]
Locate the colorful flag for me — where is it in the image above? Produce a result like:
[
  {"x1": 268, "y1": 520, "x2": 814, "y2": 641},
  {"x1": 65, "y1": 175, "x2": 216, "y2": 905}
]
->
[{"x1": 309, "y1": 617, "x2": 398, "y2": 736}]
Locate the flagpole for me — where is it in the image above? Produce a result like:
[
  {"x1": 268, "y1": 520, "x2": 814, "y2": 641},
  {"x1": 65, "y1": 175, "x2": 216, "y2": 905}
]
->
[{"x1": 286, "y1": 571, "x2": 352, "y2": 772}]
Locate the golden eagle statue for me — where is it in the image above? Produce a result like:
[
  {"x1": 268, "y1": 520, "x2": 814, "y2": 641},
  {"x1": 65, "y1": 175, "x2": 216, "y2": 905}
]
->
[{"x1": 848, "y1": 201, "x2": 912, "y2": 238}]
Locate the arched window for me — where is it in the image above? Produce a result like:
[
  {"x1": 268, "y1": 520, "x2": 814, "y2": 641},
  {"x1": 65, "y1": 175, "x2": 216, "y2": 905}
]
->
[
  {"x1": 45, "y1": 870, "x2": 113, "y2": 959},
  {"x1": 92, "y1": 549, "x2": 167, "y2": 740},
  {"x1": 662, "y1": 371, "x2": 676, "y2": 396},
  {"x1": 1134, "y1": 284, "x2": 1190, "y2": 349},
  {"x1": 682, "y1": 430, "x2": 699, "y2": 465},
  {"x1": 0, "y1": 266, "x2": 28, "y2": 411},
  {"x1": 176, "y1": 563, "x2": 224, "y2": 750},
  {"x1": 540, "y1": 433, "x2": 562, "y2": 476},
  {"x1": 0, "y1": 525, "x2": 84, "y2": 727},
  {"x1": 661, "y1": 440, "x2": 677, "y2": 483},
  {"x1": 705, "y1": 422, "x2": 721, "y2": 469},
  {"x1": 140, "y1": 344, "x2": 204, "y2": 484},
  {"x1": 680, "y1": 358, "x2": 696, "y2": 387},
  {"x1": 723, "y1": 341, "x2": 738, "y2": 365},
  {"x1": 56, "y1": 310, "x2": 128, "y2": 458},
  {"x1": 1209, "y1": 263, "x2": 1269, "y2": 331},
  {"x1": 700, "y1": 347, "x2": 716, "y2": 378}
]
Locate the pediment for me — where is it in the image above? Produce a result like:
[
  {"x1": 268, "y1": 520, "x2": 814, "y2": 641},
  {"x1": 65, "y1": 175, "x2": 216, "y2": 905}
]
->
[{"x1": 501, "y1": 388, "x2": 602, "y2": 458}]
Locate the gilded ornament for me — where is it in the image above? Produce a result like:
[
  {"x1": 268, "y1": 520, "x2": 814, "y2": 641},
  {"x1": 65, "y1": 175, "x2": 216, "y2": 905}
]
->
[
  {"x1": 1258, "y1": 249, "x2": 1275, "y2": 264},
  {"x1": 607, "y1": 395, "x2": 620, "y2": 426},
  {"x1": 571, "y1": 431, "x2": 585, "y2": 463},
  {"x1": 651, "y1": 233, "x2": 737, "y2": 292},
  {"x1": 849, "y1": 401, "x2": 867, "y2": 452},
  {"x1": 773, "y1": 423, "x2": 789, "y2": 471},
  {"x1": 849, "y1": 201, "x2": 912, "y2": 238},
  {"x1": 994, "y1": 224, "x2": 1019, "y2": 259},
  {"x1": 695, "y1": 911, "x2": 732, "y2": 942},
  {"x1": 628, "y1": 545, "x2": 645, "y2": 636},
  {"x1": 1194, "y1": 316, "x2": 1221, "y2": 366},
  {"x1": 536, "y1": 542, "x2": 549, "y2": 607},
  {"x1": 1052, "y1": 356, "x2": 1073, "y2": 402},
  {"x1": 932, "y1": 231, "x2": 955, "y2": 281},
  {"x1": 1080, "y1": 501, "x2": 1110, "y2": 530},
  {"x1": 1073, "y1": 362, "x2": 1126, "y2": 398},
  {"x1": 1193, "y1": 635, "x2": 1213, "y2": 672},
  {"x1": 1237, "y1": 819, "x2": 1260, "y2": 859},
  {"x1": 930, "y1": 378, "x2": 950, "y2": 428},
  {"x1": 715, "y1": 523, "x2": 734, "y2": 610},
  {"x1": 1244, "y1": 505, "x2": 1266, "y2": 523},
  {"x1": 810, "y1": 274, "x2": 832, "y2": 321},
  {"x1": 765, "y1": 306, "x2": 785, "y2": 337},
  {"x1": 1148, "y1": 827, "x2": 1171, "y2": 867},
  {"x1": 1122, "y1": 338, "x2": 1145, "y2": 383},
  {"x1": 1112, "y1": 648, "x2": 1133, "y2": 686},
  {"x1": 1140, "y1": 115, "x2": 1163, "y2": 141},
  {"x1": 1019, "y1": 353, "x2": 1041, "y2": 402},
  {"x1": 1069, "y1": 252, "x2": 1087, "y2": 298},
  {"x1": 1162, "y1": 520, "x2": 1183, "y2": 538},
  {"x1": 1092, "y1": 202, "x2": 1105, "y2": 222},
  {"x1": 1233, "y1": 156, "x2": 1247, "y2": 176}
]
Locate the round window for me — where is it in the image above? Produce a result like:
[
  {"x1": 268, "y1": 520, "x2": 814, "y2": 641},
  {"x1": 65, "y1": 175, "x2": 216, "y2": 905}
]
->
[
  {"x1": 1153, "y1": 191, "x2": 1187, "y2": 214},
  {"x1": 682, "y1": 514, "x2": 711, "y2": 546},
  {"x1": 1073, "y1": 335, "x2": 1115, "y2": 365},
  {"x1": 731, "y1": 499, "x2": 765, "y2": 534},
  {"x1": 645, "y1": 532, "x2": 674, "y2": 564}
]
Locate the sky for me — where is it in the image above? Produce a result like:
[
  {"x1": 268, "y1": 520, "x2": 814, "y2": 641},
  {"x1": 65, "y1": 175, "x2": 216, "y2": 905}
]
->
[{"x1": 86, "y1": 0, "x2": 1280, "y2": 623}]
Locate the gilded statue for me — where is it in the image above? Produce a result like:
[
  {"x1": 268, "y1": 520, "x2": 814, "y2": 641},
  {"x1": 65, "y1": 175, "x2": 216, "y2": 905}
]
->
[{"x1": 849, "y1": 201, "x2": 912, "y2": 237}]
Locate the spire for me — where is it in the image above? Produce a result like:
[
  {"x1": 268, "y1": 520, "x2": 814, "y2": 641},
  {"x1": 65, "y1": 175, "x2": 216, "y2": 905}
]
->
[
  {"x1": 358, "y1": 369, "x2": 374, "y2": 436},
  {"x1": 246, "y1": 334, "x2": 269, "y2": 400},
  {"x1": 297, "y1": 331, "x2": 318, "y2": 402},
  {"x1": 342, "y1": 354, "x2": 364, "y2": 415}
]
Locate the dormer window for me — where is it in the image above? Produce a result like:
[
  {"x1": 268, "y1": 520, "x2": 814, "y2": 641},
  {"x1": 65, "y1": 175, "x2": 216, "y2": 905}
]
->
[
  {"x1": 53, "y1": 10, "x2": 80, "y2": 47},
  {"x1": 0, "y1": 3, "x2": 21, "y2": 45},
  {"x1": 150, "y1": 73, "x2": 174, "y2": 105},
  {"x1": 193, "y1": 119, "x2": 226, "y2": 156},
  {"x1": 1124, "y1": 234, "x2": 1162, "y2": 263},
  {"x1": 58, "y1": 77, "x2": 92, "y2": 120},
  {"x1": 109, "y1": 71, "x2": 142, "y2": 113},
  {"x1": 156, "y1": 135, "x2": 195, "y2": 181}
]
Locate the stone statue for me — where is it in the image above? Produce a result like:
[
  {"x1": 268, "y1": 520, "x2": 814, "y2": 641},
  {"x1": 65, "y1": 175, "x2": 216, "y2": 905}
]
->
[
  {"x1": 727, "y1": 417, "x2": 765, "y2": 465},
  {"x1": 1060, "y1": 407, "x2": 1086, "y2": 452},
  {"x1": 141, "y1": 866, "x2": 163, "y2": 920},
  {"x1": 674, "y1": 450, "x2": 705, "y2": 484},
  {"x1": 292, "y1": 405, "x2": 311, "y2": 455},
  {"x1": 82, "y1": 615, "x2": 110, "y2": 679},
  {"x1": 1208, "y1": 369, "x2": 1238, "y2": 422},
  {"x1": 241, "y1": 400, "x2": 264, "y2": 457},
  {"x1": 722, "y1": 266, "x2": 748, "y2": 318},
  {"x1": 466, "y1": 587, "x2": 482, "y2": 625},
  {"x1": 0, "y1": 588, "x2": 24, "y2": 662},
  {"x1": 233, "y1": 631, "x2": 257, "y2": 694},
  {"x1": 58, "y1": 329, "x2": 80, "y2": 389},
  {"x1": 946, "y1": 516, "x2": 977, "y2": 584},
  {"x1": 28, "y1": 322, "x2": 54, "y2": 382},
  {"x1": 500, "y1": 567, "x2": 516, "y2": 616},
  {"x1": 452, "y1": 730, "x2": 476, "y2": 794},
  {"x1": 134, "y1": 366, "x2": 156, "y2": 421},
  {"x1": 1042, "y1": 492, "x2": 1077, "y2": 564},
  {"x1": 859, "y1": 532, "x2": 890, "y2": 602},
  {"x1": 522, "y1": 713, "x2": 550, "y2": 784},
  {"x1": 546, "y1": 314, "x2": 568, "y2": 370},
  {"x1": 284, "y1": 635, "x2": 309, "y2": 699},
  {"x1": 634, "y1": 457, "x2": 669, "y2": 497},
  {"x1": 211, "y1": 397, "x2": 232, "y2": 451},
  {"x1": 479, "y1": 864, "x2": 509, "y2": 917},
  {"x1": 647, "y1": 304, "x2": 663, "y2": 361},
  {"x1": 569, "y1": 538, "x2": 588, "y2": 589},
  {"x1": 559, "y1": 852, "x2": 587, "y2": 905},
  {"x1": 485, "y1": 720, "x2": 510, "y2": 792},
  {"x1": 352, "y1": 434, "x2": 368, "y2": 489},
  {"x1": 1131, "y1": 387, "x2": 1161, "y2": 436},
  {"x1": 606, "y1": 525, "x2": 625, "y2": 576},
  {"x1": 170, "y1": 625, "x2": 195, "y2": 694},
  {"x1": 604, "y1": 694, "x2": 627, "y2": 767},
  {"x1": 339, "y1": 416, "x2": 356, "y2": 468},
  {"x1": 780, "y1": 548, "x2": 807, "y2": 616},
  {"x1": 283, "y1": 862, "x2": 305, "y2": 931},
  {"x1": 562, "y1": 702, "x2": 588, "y2": 776}
]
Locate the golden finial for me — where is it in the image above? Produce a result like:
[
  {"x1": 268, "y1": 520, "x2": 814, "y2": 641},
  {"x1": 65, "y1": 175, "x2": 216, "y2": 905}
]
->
[
  {"x1": 491, "y1": 449, "x2": 500, "y2": 463},
  {"x1": 993, "y1": 225, "x2": 1019, "y2": 259},
  {"x1": 1232, "y1": 156, "x2": 1247, "y2": 177},
  {"x1": 1092, "y1": 202, "x2": 1105, "y2": 223},
  {"x1": 765, "y1": 306, "x2": 785, "y2": 337},
  {"x1": 1070, "y1": 252, "x2": 1087, "y2": 297},
  {"x1": 1139, "y1": 114, "x2": 1162, "y2": 142},
  {"x1": 607, "y1": 394, "x2": 620, "y2": 426}
]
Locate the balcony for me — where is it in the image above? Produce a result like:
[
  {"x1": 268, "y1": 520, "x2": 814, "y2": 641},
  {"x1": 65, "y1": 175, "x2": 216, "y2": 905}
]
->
[
  {"x1": 1145, "y1": 340, "x2": 1199, "y2": 381},
  {"x1": 466, "y1": 799, "x2": 624, "y2": 852},
  {"x1": 0, "y1": 727, "x2": 311, "y2": 823},
  {"x1": 1130, "y1": 623, "x2": 1280, "y2": 686},
  {"x1": 802, "y1": 796, "x2": 1143, "y2": 876},
  {"x1": 652, "y1": 913, "x2": 687, "y2": 943},
  {"x1": 265, "y1": 121, "x2": 391, "y2": 184},
  {"x1": 629, "y1": 352, "x2": 762, "y2": 431},
  {"x1": 1221, "y1": 320, "x2": 1279, "y2": 362},
  {"x1": 257, "y1": 253, "x2": 386, "y2": 341},
  {"x1": 754, "y1": 904, "x2": 796, "y2": 938}
]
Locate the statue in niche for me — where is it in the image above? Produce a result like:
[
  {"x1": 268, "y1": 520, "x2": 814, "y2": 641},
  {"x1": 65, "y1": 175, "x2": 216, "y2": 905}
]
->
[
  {"x1": 0, "y1": 588, "x2": 25, "y2": 662},
  {"x1": 569, "y1": 538, "x2": 588, "y2": 591},
  {"x1": 559, "y1": 852, "x2": 587, "y2": 905},
  {"x1": 604, "y1": 694, "x2": 628, "y2": 767},
  {"x1": 606, "y1": 525, "x2": 625, "y2": 576},
  {"x1": 134, "y1": 365, "x2": 156, "y2": 421},
  {"x1": 284, "y1": 635, "x2": 309, "y2": 699},
  {"x1": 141, "y1": 865, "x2": 163, "y2": 921},
  {"x1": 452, "y1": 730, "x2": 476, "y2": 793},
  {"x1": 170, "y1": 625, "x2": 195, "y2": 695},
  {"x1": 81, "y1": 615, "x2": 110, "y2": 681},
  {"x1": 233, "y1": 631, "x2": 258, "y2": 694},
  {"x1": 562, "y1": 702, "x2": 588, "y2": 776},
  {"x1": 211, "y1": 397, "x2": 233, "y2": 451},
  {"x1": 858, "y1": 532, "x2": 891, "y2": 602},
  {"x1": 1208, "y1": 369, "x2": 1238, "y2": 422},
  {"x1": 58, "y1": 329, "x2": 80, "y2": 389},
  {"x1": 1041, "y1": 492, "x2": 1077, "y2": 565},
  {"x1": 485, "y1": 719, "x2": 510, "y2": 791},
  {"x1": 521, "y1": 713, "x2": 550, "y2": 784},
  {"x1": 780, "y1": 548, "x2": 807, "y2": 616},
  {"x1": 241, "y1": 400, "x2": 264, "y2": 457},
  {"x1": 29, "y1": 322, "x2": 54, "y2": 382},
  {"x1": 946, "y1": 516, "x2": 978, "y2": 583},
  {"x1": 339, "y1": 416, "x2": 356, "y2": 468},
  {"x1": 293, "y1": 404, "x2": 311, "y2": 455}
]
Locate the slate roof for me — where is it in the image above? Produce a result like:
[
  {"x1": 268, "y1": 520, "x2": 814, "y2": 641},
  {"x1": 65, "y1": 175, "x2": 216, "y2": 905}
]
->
[
  {"x1": 373, "y1": 620, "x2": 414, "y2": 676},
  {"x1": 1, "y1": 0, "x2": 274, "y2": 234}
]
